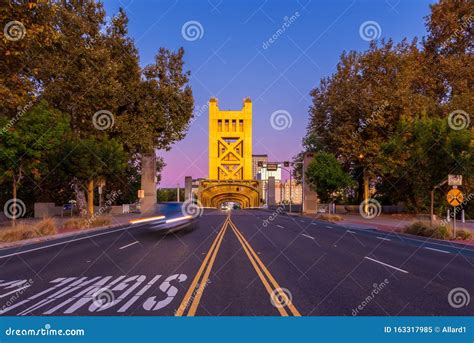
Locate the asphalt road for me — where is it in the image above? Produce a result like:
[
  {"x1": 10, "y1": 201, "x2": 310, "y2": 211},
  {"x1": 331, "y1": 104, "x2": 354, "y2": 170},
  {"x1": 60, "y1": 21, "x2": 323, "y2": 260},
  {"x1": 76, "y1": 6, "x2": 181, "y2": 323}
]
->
[{"x1": 0, "y1": 209, "x2": 472, "y2": 316}]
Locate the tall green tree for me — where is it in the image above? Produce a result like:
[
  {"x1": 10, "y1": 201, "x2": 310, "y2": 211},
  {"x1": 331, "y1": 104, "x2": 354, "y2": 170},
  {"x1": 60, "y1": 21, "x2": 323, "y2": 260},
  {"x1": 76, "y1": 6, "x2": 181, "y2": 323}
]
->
[
  {"x1": 0, "y1": 101, "x2": 70, "y2": 225},
  {"x1": 305, "y1": 152, "x2": 353, "y2": 203}
]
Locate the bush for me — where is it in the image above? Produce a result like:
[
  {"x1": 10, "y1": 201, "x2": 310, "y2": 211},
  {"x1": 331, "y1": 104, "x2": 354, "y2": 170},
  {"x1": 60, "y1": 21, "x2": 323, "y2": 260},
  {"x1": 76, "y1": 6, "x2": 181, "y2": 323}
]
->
[
  {"x1": 62, "y1": 216, "x2": 112, "y2": 231},
  {"x1": 455, "y1": 229, "x2": 472, "y2": 240},
  {"x1": 0, "y1": 218, "x2": 57, "y2": 242},
  {"x1": 318, "y1": 214, "x2": 343, "y2": 222},
  {"x1": 404, "y1": 221, "x2": 454, "y2": 240},
  {"x1": 62, "y1": 218, "x2": 86, "y2": 231}
]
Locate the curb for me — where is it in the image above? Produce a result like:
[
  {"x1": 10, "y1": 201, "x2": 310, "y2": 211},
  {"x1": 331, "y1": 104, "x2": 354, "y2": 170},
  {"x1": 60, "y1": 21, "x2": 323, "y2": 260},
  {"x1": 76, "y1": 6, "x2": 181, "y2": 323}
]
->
[{"x1": 0, "y1": 222, "x2": 128, "y2": 251}]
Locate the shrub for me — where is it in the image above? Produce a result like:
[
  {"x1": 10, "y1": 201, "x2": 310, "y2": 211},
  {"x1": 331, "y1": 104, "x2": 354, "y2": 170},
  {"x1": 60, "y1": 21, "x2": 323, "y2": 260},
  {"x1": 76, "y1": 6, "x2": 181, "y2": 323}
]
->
[
  {"x1": 404, "y1": 221, "x2": 455, "y2": 240},
  {"x1": 318, "y1": 214, "x2": 343, "y2": 222},
  {"x1": 62, "y1": 218, "x2": 86, "y2": 231},
  {"x1": 62, "y1": 216, "x2": 112, "y2": 231},
  {"x1": 455, "y1": 229, "x2": 472, "y2": 240},
  {"x1": 90, "y1": 216, "x2": 112, "y2": 228},
  {"x1": 0, "y1": 218, "x2": 57, "y2": 242}
]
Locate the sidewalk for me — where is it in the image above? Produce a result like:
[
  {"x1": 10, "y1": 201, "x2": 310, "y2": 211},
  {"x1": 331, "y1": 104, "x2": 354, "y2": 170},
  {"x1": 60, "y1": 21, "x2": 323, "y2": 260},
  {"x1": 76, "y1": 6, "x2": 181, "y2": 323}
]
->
[
  {"x1": 301, "y1": 213, "x2": 474, "y2": 245},
  {"x1": 0, "y1": 213, "x2": 143, "y2": 249}
]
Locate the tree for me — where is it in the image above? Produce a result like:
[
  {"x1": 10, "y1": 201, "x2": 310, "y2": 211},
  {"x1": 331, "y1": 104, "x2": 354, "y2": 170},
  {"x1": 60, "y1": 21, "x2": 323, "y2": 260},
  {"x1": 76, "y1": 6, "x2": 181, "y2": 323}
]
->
[
  {"x1": 0, "y1": 101, "x2": 70, "y2": 225},
  {"x1": 379, "y1": 117, "x2": 473, "y2": 213},
  {"x1": 51, "y1": 136, "x2": 128, "y2": 215},
  {"x1": 305, "y1": 152, "x2": 353, "y2": 203},
  {"x1": 0, "y1": 1, "x2": 59, "y2": 118},
  {"x1": 299, "y1": 1, "x2": 473, "y2": 213}
]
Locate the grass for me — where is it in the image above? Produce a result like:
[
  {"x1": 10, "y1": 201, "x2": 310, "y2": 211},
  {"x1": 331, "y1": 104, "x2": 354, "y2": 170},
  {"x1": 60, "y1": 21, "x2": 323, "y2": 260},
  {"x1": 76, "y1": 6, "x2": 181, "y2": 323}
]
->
[
  {"x1": 404, "y1": 221, "x2": 472, "y2": 240},
  {"x1": 0, "y1": 218, "x2": 57, "y2": 242},
  {"x1": 62, "y1": 216, "x2": 112, "y2": 231},
  {"x1": 318, "y1": 214, "x2": 343, "y2": 222}
]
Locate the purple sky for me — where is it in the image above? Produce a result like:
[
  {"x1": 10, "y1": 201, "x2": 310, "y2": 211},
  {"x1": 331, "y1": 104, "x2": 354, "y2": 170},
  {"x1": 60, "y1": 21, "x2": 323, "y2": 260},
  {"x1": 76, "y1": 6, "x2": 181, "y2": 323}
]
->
[{"x1": 102, "y1": 0, "x2": 433, "y2": 187}]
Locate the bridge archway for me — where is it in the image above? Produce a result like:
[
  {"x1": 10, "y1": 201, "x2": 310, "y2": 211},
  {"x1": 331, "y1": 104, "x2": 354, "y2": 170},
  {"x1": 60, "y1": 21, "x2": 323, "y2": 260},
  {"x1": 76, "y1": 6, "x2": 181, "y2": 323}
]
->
[{"x1": 198, "y1": 180, "x2": 261, "y2": 209}]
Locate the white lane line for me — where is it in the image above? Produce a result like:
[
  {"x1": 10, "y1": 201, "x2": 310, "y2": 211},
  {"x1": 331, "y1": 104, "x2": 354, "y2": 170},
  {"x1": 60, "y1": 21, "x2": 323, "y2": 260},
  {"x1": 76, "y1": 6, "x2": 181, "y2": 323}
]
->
[
  {"x1": 119, "y1": 241, "x2": 139, "y2": 250},
  {"x1": 301, "y1": 234, "x2": 315, "y2": 240},
  {"x1": 276, "y1": 225, "x2": 285, "y2": 228},
  {"x1": 0, "y1": 226, "x2": 132, "y2": 259},
  {"x1": 364, "y1": 256, "x2": 409, "y2": 274},
  {"x1": 376, "y1": 237, "x2": 391, "y2": 241},
  {"x1": 311, "y1": 222, "x2": 318, "y2": 225},
  {"x1": 348, "y1": 230, "x2": 356, "y2": 234},
  {"x1": 325, "y1": 226, "x2": 333, "y2": 229},
  {"x1": 299, "y1": 220, "x2": 305, "y2": 223},
  {"x1": 424, "y1": 247, "x2": 450, "y2": 254}
]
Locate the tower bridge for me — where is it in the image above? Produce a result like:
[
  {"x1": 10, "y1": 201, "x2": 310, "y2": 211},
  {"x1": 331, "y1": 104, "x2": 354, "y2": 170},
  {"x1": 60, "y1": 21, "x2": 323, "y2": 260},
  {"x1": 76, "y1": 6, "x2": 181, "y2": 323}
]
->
[{"x1": 197, "y1": 97, "x2": 262, "y2": 208}]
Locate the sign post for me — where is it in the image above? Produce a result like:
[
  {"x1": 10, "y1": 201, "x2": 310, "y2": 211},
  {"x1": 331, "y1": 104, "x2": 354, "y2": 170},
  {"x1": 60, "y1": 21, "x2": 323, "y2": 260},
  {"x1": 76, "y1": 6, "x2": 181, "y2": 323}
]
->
[{"x1": 446, "y1": 188, "x2": 464, "y2": 239}]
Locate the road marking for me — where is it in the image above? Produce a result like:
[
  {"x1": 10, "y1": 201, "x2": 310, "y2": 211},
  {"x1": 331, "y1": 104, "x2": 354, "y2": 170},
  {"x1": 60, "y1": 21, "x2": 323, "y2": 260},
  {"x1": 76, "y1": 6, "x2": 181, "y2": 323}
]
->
[
  {"x1": 348, "y1": 230, "x2": 356, "y2": 234},
  {"x1": 276, "y1": 225, "x2": 285, "y2": 228},
  {"x1": 299, "y1": 220, "x2": 305, "y2": 223},
  {"x1": 0, "y1": 226, "x2": 133, "y2": 259},
  {"x1": 228, "y1": 219, "x2": 301, "y2": 317},
  {"x1": 176, "y1": 216, "x2": 229, "y2": 316},
  {"x1": 424, "y1": 247, "x2": 450, "y2": 254},
  {"x1": 376, "y1": 237, "x2": 391, "y2": 241},
  {"x1": 301, "y1": 234, "x2": 315, "y2": 240},
  {"x1": 325, "y1": 226, "x2": 333, "y2": 229},
  {"x1": 311, "y1": 222, "x2": 318, "y2": 225},
  {"x1": 119, "y1": 241, "x2": 139, "y2": 250},
  {"x1": 364, "y1": 257, "x2": 409, "y2": 274}
]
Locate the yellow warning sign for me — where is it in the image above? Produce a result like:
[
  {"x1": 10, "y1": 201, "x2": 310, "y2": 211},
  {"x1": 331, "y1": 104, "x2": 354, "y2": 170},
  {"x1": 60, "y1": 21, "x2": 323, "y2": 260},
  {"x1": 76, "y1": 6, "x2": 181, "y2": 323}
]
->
[{"x1": 446, "y1": 188, "x2": 464, "y2": 207}]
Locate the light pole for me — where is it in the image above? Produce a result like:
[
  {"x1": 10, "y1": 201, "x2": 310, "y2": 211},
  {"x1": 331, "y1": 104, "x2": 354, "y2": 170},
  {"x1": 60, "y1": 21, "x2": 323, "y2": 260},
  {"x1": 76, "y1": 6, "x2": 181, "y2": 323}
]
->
[{"x1": 280, "y1": 166, "x2": 292, "y2": 213}]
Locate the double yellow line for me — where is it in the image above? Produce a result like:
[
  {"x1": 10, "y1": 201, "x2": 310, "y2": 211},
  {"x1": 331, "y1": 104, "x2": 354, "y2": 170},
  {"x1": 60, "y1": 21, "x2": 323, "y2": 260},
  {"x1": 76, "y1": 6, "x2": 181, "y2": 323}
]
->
[
  {"x1": 176, "y1": 214, "x2": 300, "y2": 316},
  {"x1": 176, "y1": 215, "x2": 230, "y2": 316},
  {"x1": 227, "y1": 219, "x2": 301, "y2": 316}
]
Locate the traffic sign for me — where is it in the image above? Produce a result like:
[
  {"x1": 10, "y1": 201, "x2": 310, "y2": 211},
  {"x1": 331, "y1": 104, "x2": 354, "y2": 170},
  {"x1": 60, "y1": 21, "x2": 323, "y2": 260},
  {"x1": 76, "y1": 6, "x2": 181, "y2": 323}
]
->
[
  {"x1": 446, "y1": 188, "x2": 464, "y2": 206},
  {"x1": 448, "y1": 175, "x2": 462, "y2": 186},
  {"x1": 266, "y1": 163, "x2": 278, "y2": 171}
]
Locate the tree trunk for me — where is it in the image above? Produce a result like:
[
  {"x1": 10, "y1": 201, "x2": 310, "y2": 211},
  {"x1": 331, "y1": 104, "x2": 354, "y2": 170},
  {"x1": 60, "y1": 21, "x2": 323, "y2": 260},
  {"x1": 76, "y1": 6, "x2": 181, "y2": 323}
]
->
[
  {"x1": 87, "y1": 180, "x2": 94, "y2": 217},
  {"x1": 72, "y1": 179, "x2": 87, "y2": 217},
  {"x1": 12, "y1": 178, "x2": 17, "y2": 227}
]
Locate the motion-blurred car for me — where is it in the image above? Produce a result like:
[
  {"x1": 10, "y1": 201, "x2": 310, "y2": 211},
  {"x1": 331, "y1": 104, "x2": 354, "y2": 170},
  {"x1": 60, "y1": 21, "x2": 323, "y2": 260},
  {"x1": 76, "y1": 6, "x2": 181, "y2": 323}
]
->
[{"x1": 129, "y1": 202, "x2": 199, "y2": 233}]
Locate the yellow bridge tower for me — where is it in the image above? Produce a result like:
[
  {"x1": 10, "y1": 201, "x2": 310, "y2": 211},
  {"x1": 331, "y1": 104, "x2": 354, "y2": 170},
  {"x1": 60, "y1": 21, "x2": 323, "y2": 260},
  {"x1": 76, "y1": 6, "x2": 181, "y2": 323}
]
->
[{"x1": 198, "y1": 97, "x2": 261, "y2": 208}]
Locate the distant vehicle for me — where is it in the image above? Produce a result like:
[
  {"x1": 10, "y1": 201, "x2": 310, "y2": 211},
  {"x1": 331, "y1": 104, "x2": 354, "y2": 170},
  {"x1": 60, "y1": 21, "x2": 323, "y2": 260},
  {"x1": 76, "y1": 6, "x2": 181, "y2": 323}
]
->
[{"x1": 130, "y1": 202, "x2": 199, "y2": 233}]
